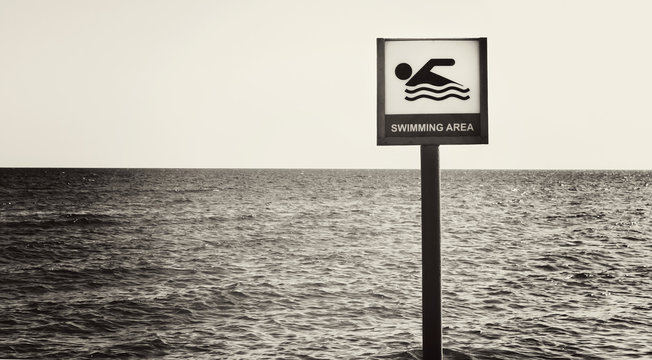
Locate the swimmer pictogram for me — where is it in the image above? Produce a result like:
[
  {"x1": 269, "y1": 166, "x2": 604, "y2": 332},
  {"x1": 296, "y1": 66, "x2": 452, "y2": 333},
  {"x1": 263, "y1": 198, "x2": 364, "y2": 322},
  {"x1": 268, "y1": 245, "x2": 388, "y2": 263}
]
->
[{"x1": 395, "y1": 59, "x2": 470, "y2": 101}]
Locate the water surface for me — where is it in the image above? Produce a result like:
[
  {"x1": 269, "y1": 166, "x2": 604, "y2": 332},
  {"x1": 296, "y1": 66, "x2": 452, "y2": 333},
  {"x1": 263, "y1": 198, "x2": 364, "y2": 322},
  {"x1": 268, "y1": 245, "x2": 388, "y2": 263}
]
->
[{"x1": 1, "y1": 169, "x2": 650, "y2": 359}]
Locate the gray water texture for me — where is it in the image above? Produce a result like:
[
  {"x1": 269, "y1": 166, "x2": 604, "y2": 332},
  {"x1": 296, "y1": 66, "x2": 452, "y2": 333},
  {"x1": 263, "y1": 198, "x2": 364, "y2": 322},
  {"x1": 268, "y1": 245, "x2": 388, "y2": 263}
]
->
[{"x1": 0, "y1": 169, "x2": 650, "y2": 359}]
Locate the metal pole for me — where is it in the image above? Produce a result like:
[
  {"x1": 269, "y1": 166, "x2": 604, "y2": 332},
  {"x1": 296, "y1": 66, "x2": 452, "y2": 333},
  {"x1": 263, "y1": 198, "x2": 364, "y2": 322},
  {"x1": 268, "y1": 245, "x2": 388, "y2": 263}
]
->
[{"x1": 420, "y1": 145, "x2": 442, "y2": 360}]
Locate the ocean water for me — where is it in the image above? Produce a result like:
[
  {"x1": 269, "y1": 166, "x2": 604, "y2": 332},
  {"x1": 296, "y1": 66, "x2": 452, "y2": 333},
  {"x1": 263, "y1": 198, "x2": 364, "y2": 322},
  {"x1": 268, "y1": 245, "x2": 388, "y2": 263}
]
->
[{"x1": 0, "y1": 168, "x2": 650, "y2": 359}]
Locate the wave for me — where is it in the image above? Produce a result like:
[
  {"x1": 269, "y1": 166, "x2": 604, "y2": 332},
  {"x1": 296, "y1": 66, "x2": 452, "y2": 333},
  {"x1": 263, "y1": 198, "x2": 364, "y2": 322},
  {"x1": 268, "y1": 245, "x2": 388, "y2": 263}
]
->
[
  {"x1": 372, "y1": 347, "x2": 473, "y2": 359},
  {"x1": 403, "y1": 83, "x2": 470, "y2": 102},
  {"x1": 86, "y1": 335, "x2": 171, "y2": 359},
  {"x1": 405, "y1": 93, "x2": 470, "y2": 101},
  {"x1": 404, "y1": 85, "x2": 470, "y2": 94},
  {"x1": 0, "y1": 213, "x2": 124, "y2": 228}
]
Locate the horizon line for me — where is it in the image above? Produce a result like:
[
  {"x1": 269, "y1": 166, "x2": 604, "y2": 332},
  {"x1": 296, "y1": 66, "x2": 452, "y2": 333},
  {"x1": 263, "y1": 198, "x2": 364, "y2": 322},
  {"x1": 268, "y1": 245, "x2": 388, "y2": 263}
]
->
[{"x1": 1, "y1": 166, "x2": 650, "y2": 171}]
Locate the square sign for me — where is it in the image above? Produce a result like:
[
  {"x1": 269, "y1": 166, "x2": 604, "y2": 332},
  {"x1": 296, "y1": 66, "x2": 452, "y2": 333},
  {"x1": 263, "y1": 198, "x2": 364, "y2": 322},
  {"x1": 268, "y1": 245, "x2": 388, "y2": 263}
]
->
[{"x1": 377, "y1": 38, "x2": 488, "y2": 145}]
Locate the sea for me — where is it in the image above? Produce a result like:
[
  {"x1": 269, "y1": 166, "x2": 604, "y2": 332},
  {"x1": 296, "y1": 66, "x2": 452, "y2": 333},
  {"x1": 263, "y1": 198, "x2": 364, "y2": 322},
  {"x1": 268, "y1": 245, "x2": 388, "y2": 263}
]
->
[{"x1": 0, "y1": 168, "x2": 650, "y2": 360}]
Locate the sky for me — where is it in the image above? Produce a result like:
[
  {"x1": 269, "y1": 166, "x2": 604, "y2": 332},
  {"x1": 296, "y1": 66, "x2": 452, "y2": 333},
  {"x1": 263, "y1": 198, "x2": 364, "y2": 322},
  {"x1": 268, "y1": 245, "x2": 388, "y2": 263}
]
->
[{"x1": 1, "y1": 0, "x2": 651, "y2": 169}]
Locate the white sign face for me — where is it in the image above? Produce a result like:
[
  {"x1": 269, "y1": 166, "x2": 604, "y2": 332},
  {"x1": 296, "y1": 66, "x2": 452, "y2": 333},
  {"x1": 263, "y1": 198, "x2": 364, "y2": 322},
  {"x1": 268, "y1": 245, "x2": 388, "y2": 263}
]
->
[{"x1": 384, "y1": 40, "x2": 480, "y2": 115}]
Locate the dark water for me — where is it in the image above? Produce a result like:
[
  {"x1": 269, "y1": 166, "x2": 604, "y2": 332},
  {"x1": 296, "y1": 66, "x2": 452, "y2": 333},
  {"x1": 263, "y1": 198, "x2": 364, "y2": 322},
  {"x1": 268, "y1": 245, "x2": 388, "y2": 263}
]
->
[{"x1": 1, "y1": 169, "x2": 650, "y2": 359}]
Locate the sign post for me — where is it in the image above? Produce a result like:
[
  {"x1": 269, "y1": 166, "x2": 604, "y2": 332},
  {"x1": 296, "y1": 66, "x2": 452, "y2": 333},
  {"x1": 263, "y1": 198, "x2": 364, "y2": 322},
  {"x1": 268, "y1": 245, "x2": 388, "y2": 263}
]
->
[
  {"x1": 377, "y1": 38, "x2": 488, "y2": 360},
  {"x1": 421, "y1": 144, "x2": 442, "y2": 360}
]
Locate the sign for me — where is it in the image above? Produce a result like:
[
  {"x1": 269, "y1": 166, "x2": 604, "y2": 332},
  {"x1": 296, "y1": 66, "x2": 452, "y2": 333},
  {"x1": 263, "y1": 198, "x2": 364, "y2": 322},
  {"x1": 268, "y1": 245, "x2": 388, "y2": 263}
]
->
[
  {"x1": 375, "y1": 38, "x2": 489, "y2": 358},
  {"x1": 377, "y1": 38, "x2": 488, "y2": 145}
]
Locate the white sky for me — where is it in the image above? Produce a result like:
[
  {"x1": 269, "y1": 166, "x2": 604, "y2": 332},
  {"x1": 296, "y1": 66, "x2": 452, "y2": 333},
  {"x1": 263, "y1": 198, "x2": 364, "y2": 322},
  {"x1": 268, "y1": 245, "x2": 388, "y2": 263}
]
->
[{"x1": 1, "y1": 0, "x2": 651, "y2": 169}]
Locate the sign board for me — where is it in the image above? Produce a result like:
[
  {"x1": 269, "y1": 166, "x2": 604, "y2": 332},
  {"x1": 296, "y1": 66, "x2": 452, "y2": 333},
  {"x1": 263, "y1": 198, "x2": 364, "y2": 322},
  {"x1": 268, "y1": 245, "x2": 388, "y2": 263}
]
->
[{"x1": 377, "y1": 38, "x2": 488, "y2": 145}]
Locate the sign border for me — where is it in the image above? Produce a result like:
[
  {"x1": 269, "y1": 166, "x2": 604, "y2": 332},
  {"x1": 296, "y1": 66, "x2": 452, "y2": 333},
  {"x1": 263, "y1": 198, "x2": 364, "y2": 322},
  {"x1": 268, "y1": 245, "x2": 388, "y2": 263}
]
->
[{"x1": 377, "y1": 38, "x2": 488, "y2": 146}]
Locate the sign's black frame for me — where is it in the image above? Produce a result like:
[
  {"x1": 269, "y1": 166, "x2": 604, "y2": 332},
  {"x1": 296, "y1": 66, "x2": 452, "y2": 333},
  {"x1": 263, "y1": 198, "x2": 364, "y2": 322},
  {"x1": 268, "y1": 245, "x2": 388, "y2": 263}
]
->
[{"x1": 377, "y1": 38, "x2": 488, "y2": 145}]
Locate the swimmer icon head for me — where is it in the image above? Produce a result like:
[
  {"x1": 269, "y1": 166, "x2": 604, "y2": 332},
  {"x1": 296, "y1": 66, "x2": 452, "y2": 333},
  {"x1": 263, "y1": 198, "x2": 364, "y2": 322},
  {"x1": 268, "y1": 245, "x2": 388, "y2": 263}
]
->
[{"x1": 394, "y1": 63, "x2": 412, "y2": 80}]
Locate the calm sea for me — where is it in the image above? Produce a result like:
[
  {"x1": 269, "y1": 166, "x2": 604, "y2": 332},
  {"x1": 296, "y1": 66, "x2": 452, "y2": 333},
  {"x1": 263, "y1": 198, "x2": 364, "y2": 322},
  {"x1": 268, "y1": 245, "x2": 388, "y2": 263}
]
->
[{"x1": 0, "y1": 169, "x2": 650, "y2": 359}]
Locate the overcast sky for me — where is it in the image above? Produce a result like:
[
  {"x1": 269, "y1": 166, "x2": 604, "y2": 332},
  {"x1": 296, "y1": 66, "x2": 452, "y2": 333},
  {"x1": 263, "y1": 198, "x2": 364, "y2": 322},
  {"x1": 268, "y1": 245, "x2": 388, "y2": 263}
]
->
[{"x1": 1, "y1": 0, "x2": 651, "y2": 169}]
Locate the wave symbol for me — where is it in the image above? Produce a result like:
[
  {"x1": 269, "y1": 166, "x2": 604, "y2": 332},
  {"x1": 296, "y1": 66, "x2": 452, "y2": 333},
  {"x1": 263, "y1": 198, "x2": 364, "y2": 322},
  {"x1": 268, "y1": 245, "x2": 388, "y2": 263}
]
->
[
  {"x1": 405, "y1": 85, "x2": 469, "y2": 95},
  {"x1": 404, "y1": 84, "x2": 470, "y2": 102}
]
